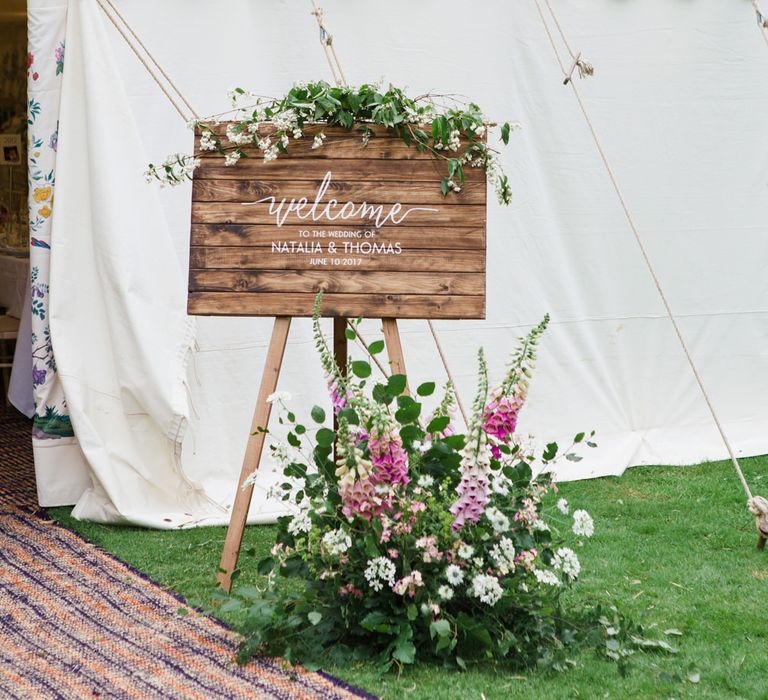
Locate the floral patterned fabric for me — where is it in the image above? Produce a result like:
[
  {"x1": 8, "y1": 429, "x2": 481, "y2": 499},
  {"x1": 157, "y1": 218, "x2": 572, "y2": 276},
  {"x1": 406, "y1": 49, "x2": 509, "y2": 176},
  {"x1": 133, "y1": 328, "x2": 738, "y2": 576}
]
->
[{"x1": 28, "y1": 7, "x2": 72, "y2": 440}]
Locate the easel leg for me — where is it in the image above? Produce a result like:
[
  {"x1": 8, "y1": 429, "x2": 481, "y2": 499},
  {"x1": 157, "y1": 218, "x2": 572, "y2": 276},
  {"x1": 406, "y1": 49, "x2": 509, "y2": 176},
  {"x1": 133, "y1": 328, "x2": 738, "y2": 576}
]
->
[
  {"x1": 382, "y1": 318, "x2": 409, "y2": 395},
  {"x1": 333, "y1": 317, "x2": 348, "y2": 441},
  {"x1": 217, "y1": 316, "x2": 291, "y2": 591}
]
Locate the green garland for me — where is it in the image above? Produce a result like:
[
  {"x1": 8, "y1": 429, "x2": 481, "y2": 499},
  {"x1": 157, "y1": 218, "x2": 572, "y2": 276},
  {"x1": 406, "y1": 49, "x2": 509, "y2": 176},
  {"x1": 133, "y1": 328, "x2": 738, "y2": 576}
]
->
[{"x1": 146, "y1": 81, "x2": 519, "y2": 204}]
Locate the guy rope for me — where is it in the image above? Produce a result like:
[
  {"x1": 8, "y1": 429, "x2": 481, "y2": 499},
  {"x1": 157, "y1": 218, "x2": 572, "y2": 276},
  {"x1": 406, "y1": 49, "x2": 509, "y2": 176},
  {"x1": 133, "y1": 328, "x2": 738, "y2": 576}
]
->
[{"x1": 533, "y1": 0, "x2": 768, "y2": 550}]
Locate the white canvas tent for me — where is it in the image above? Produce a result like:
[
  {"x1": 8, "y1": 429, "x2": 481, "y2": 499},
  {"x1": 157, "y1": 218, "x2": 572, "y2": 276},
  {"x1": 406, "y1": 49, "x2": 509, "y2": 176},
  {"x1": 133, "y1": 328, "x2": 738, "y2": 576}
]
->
[{"x1": 17, "y1": 0, "x2": 768, "y2": 527}]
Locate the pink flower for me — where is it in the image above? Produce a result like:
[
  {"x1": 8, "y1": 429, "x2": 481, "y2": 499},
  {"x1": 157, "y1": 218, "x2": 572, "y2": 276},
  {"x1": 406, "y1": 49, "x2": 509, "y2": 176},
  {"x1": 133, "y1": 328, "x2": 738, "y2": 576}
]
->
[
  {"x1": 369, "y1": 425, "x2": 410, "y2": 486},
  {"x1": 387, "y1": 548, "x2": 399, "y2": 559},
  {"x1": 449, "y1": 462, "x2": 490, "y2": 530},
  {"x1": 339, "y1": 583, "x2": 362, "y2": 599},
  {"x1": 327, "y1": 375, "x2": 349, "y2": 414},
  {"x1": 340, "y1": 477, "x2": 391, "y2": 521},
  {"x1": 483, "y1": 393, "x2": 523, "y2": 459},
  {"x1": 410, "y1": 501, "x2": 427, "y2": 513},
  {"x1": 392, "y1": 570, "x2": 424, "y2": 597}
]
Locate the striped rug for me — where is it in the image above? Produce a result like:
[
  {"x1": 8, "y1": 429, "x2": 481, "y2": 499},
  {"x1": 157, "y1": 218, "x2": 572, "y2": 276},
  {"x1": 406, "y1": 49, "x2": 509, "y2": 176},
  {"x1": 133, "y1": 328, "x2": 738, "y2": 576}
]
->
[
  {"x1": 0, "y1": 407, "x2": 36, "y2": 508},
  {"x1": 0, "y1": 509, "x2": 375, "y2": 700}
]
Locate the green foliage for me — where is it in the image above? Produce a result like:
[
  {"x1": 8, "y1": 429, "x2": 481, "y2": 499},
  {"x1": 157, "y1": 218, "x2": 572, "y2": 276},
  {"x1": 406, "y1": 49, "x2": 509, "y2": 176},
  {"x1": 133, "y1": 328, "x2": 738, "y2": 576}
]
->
[{"x1": 150, "y1": 81, "x2": 518, "y2": 204}]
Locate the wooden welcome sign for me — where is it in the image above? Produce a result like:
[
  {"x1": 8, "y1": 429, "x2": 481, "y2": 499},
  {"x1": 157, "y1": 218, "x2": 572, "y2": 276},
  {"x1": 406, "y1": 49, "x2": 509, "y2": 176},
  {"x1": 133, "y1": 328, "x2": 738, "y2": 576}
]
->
[{"x1": 188, "y1": 124, "x2": 486, "y2": 319}]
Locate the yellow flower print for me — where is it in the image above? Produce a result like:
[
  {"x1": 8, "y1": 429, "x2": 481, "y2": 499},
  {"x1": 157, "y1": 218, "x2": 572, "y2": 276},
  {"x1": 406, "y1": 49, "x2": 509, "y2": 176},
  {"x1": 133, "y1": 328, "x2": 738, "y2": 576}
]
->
[
  {"x1": 33, "y1": 186, "x2": 52, "y2": 203},
  {"x1": 38, "y1": 205, "x2": 52, "y2": 219}
]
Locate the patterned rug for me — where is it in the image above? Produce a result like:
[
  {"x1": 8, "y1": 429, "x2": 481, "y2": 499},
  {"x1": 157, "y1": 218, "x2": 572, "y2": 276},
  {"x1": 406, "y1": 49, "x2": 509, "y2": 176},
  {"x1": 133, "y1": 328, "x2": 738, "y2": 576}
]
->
[
  {"x1": 0, "y1": 509, "x2": 374, "y2": 699},
  {"x1": 0, "y1": 406, "x2": 36, "y2": 508}
]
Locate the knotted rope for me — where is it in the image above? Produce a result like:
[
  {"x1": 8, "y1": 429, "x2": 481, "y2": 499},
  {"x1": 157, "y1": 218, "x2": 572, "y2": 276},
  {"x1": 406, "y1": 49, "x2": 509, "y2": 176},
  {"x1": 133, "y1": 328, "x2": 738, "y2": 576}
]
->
[{"x1": 533, "y1": 0, "x2": 766, "y2": 546}]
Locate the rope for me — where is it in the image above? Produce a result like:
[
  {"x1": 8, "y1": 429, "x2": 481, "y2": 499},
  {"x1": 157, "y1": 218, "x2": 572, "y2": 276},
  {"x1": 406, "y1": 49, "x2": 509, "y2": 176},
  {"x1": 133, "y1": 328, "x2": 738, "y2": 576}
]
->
[
  {"x1": 753, "y1": 0, "x2": 768, "y2": 48},
  {"x1": 309, "y1": 0, "x2": 348, "y2": 87},
  {"x1": 532, "y1": 0, "x2": 756, "y2": 502},
  {"x1": 94, "y1": 0, "x2": 198, "y2": 123},
  {"x1": 542, "y1": 0, "x2": 594, "y2": 84}
]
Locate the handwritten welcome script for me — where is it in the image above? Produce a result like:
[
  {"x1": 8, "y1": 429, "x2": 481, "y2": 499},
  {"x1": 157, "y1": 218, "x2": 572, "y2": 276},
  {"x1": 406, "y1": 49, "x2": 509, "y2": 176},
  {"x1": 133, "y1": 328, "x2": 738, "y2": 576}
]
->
[{"x1": 243, "y1": 171, "x2": 438, "y2": 228}]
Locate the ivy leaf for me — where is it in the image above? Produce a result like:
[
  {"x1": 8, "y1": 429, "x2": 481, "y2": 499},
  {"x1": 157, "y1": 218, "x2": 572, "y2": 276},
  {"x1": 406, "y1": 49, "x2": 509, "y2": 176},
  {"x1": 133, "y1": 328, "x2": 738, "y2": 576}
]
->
[{"x1": 311, "y1": 405, "x2": 326, "y2": 424}]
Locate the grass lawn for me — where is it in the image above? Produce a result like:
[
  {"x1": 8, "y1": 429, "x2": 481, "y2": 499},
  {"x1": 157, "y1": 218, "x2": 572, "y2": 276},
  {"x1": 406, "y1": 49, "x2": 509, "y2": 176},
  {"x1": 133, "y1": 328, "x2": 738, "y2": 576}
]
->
[{"x1": 49, "y1": 457, "x2": 768, "y2": 700}]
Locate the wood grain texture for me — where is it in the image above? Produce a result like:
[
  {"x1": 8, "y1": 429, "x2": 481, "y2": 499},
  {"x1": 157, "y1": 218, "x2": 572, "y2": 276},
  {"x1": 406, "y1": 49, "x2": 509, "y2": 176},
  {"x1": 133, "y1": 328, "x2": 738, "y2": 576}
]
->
[
  {"x1": 188, "y1": 292, "x2": 485, "y2": 319},
  {"x1": 192, "y1": 202, "x2": 486, "y2": 227},
  {"x1": 189, "y1": 270, "x2": 485, "y2": 295},
  {"x1": 195, "y1": 158, "x2": 484, "y2": 183},
  {"x1": 192, "y1": 178, "x2": 485, "y2": 205},
  {"x1": 190, "y1": 122, "x2": 487, "y2": 319},
  {"x1": 190, "y1": 224, "x2": 485, "y2": 250},
  {"x1": 190, "y1": 246, "x2": 485, "y2": 272}
]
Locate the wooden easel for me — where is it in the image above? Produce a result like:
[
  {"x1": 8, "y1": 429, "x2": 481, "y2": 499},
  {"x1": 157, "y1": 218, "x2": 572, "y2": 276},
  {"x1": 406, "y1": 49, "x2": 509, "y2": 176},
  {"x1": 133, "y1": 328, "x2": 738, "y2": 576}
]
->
[{"x1": 217, "y1": 315, "x2": 407, "y2": 591}]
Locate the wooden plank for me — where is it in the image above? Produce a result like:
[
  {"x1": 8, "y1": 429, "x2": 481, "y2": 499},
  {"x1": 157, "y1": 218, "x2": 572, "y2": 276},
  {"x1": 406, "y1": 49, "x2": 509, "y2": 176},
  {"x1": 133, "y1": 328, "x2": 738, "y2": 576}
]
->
[
  {"x1": 195, "y1": 158, "x2": 484, "y2": 183},
  {"x1": 382, "y1": 319, "x2": 409, "y2": 393},
  {"x1": 190, "y1": 246, "x2": 485, "y2": 272},
  {"x1": 217, "y1": 316, "x2": 291, "y2": 591},
  {"x1": 190, "y1": 224, "x2": 485, "y2": 250},
  {"x1": 189, "y1": 270, "x2": 485, "y2": 295},
  {"x1": 191, "y1": 201, "x2": 486, "y2": 227},
  {"x1": 188, "y1": 292, "x2": 485, "y2": 319},
  {"x1": 192, "y1": 178, "x2": 485, "y2": 206}
]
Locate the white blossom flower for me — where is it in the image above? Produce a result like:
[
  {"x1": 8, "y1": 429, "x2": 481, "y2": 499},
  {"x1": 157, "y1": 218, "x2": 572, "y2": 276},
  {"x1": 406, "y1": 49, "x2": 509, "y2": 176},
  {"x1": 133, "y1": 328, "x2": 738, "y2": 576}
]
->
[
  {"x1": 490, "y1": 536, "x2": 516, "y2": 575},
  {"x1": 533, "y1": 568, "x2": 561, "y2": 587},
  {"x1": 417, "y1": 474, "x2": 435, "y2": 489},
  {"x1": 266, "y1": 390, "x2": 292, "y2": 404},
  {"x1": 445, "y1": 564, "x2": 464, "y2": 586},
  {"x1": 572, "y1": 509, "x2": 594, "y2": 538},
  {"x1": 364, "y1": 556, "x2": 397, "y2": 592},
  {"x1": 322, "y1": 529, "x2": 352, "y2": 556},
  {"x1": 457, "y1": 543, "x2": 474, "y2": 560},
  {"x1": 530, "y1": 519, "x2": 550, "y2": 532},
  {"x1": 485, "y1": 506, "x2": 510, "y2": 534},
  {"x1": 468, "y1": 573, "x2": 503, "y2": 606},
  {"x1": 224, "y1": 150, "x2": 241, "y2": 166},
  {"x1": 199, "y1": 131, "x2": 218, "y2": 151},
  {"x1": 552, "y1": 547, "x2": 580, "y2": 580},
  {"x1": 312, "y1": 132, "x2": 326, "y2": 149},
  {"x1": 241, "y1": 469, "x2": 259, "y2": 489},
  {"x1": 437, "y1": 584, "x2": 454, "y2": 601},
  {"x1": 287, "y1": 511, "x2": 312, "y2": 536},
  {"x1": 557, "y1": 498, "x2": 569, "y2": 515}
]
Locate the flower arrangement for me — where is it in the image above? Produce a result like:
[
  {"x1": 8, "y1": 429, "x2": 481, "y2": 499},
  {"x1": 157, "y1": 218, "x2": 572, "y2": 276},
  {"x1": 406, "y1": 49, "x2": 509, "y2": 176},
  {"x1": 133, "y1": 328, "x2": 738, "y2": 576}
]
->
[
  {"x1": 211, "y1": 295, "x2": 677, "y2": 673},
  {"x1": 145, "y1": 81, "x2": 519, "y2": 204}
]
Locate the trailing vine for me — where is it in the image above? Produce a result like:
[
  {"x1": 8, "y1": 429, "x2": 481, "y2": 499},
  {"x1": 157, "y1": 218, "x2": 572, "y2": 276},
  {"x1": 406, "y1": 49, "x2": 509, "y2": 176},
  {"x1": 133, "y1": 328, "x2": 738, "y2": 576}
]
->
[{"x1": 146, "y1": 81, "x2": 519, "y2": 204}]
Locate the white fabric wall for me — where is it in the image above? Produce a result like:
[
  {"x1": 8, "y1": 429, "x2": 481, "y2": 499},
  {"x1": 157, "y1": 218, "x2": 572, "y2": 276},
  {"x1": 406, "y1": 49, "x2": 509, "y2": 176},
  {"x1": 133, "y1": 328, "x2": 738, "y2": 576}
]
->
[{"x1": 49, "y1": 0, "x2": 768, "y2": 525}]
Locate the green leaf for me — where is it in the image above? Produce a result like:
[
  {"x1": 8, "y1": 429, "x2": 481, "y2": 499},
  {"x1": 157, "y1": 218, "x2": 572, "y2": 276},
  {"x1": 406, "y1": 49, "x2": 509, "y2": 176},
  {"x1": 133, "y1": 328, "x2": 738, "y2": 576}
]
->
[
  {"x1": 565, "y1": 453, "x2": 583, "y2": 462},
  {"x1": 368, "y1": 340, "x2": 385, "y2": 355},
  {"x1": 372, "y1": 383, "x2": 391, "y2": 404},
  {"x1": 501, "y1": 121, "x2": 511, "y2": 145},
  {"x1": 574, "y1": 432, "x2": 585, "y2": 443},
  {"x1": 287, "y1": 432, "x2": 301, "y2": 448},
  {"x1": 543, "y1": 442, "x2": 558, "y2": 461},
  {"x1": 316, "y1": 428, "x2": 335, "y2": 447},
  {"x1": 430, "y1": 619, "x2": 451, "y2": 639},
  {"x1": 395, "y1": 402, "x2": 421, "y2": 424},
  {"x1": 257, "y1": 557, "x2": 275, "y2": 575},
  {"x1": 311, "y1": 405, "x2": 326, "y2": 424},
  {"x1": 345, "y1": 328, "x2": 356, "y2": 341},
  {"x1": 387, "y1": 374, "x2": 407, "y2": 396},
  {"x1": 426, "y1": 415, "x2": 450, "y2": 434},
  {"x1": 416, "y1": 382, "x2": 435, "y2": 396},
  {"x1": 393, "y1": 640, "x2": 416, "y2": 664},
  {"x1": 352, "y1": 360, "x2": 372, "y2": 378},
  {"x1": 308, "y1": 611, "x2": 323, "y2": 626},
  {"x1": 338, "y1": 407, "x2": 359, "y2": 425}
]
